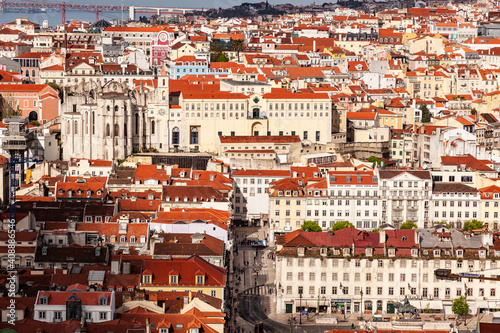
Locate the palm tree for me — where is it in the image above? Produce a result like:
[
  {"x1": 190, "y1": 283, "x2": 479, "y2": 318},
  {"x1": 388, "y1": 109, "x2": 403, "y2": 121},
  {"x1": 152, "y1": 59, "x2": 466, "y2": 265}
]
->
[{"x1": 232, "y1": 39, "x2": 245, "y2": 62}]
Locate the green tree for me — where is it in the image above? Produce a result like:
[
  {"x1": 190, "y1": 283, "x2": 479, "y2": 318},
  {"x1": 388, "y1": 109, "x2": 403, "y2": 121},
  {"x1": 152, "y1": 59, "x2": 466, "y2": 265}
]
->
[
  {"x1": 400, "y1": 221, "x2": 418, "y2": 229},
  {"x1": 0, "y1": 91, "x2": 22, "y2": 120},
  {"x1": 216, "y1": 54, "x2": 229, "y2": 62},
  {"x1": 463, "y1": 219, "x2": 484, "y2": 231},
  {"x1": 452, "y1": 296, "x2": 469, "y2": 322},
  {"x1": 331, "y1": 221, "x2": 354, "y2": 231},
  {"x1": 47, "y1": 82, "x2": 63, "y2": 103},
  {"x1": 210, "y1": 44, "x2": 225, "y2": 62},
  {"x1": 367, "y1": 156, "x2": 382, "y2": 167},
  {"x1": 371, "y1": 228, "x2": 379, "y2": 233},
  {"x1": 420, "y1": 105, "x2": 432, "y2": 123},
  {"x1": 301, "y1": 221, "x2": 322, "y2": 232},
  {"x1": 470, "y1": 108, "x2": 477, "y2": 116},
  {"x1": 434, "y1": 222, "x2": 451, "y2": 229}
]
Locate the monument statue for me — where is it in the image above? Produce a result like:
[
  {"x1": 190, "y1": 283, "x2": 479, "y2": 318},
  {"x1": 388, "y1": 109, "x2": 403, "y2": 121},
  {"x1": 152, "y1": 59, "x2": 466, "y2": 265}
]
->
[{"x1": 394, "y1": 296, "x2": 419, "y2": 319}]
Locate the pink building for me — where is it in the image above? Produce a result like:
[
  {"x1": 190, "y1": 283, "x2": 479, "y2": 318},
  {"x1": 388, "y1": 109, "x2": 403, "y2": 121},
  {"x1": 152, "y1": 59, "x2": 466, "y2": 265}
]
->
[{"x1": 0, "y1": 84, "x2": 60, "y2": 122}]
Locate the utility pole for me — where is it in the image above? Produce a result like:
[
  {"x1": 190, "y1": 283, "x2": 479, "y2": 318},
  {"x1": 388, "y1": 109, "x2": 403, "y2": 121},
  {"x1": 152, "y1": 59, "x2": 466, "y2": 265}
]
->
[{"x1": 299, "y1": 292, "x2": 302, "y2": 324}]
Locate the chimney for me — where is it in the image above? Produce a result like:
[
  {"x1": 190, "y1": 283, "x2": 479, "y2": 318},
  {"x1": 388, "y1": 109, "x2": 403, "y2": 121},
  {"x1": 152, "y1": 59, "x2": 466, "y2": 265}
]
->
[
  {"x1": 379, "y1": 229, "x2": 386, "y2": 244},
  {"x1": 313, "y1": 40, "x2": 316, "y2": 52}
]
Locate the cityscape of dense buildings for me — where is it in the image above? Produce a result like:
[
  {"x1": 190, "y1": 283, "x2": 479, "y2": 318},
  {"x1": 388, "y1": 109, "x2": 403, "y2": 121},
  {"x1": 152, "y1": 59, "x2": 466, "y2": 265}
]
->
[{"x1": 2, "y1": 1, "x2": 500, "y2": 332}]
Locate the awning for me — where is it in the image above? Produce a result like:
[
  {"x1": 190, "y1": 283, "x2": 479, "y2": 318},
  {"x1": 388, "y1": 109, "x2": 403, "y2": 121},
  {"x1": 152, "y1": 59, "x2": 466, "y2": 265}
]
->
[
  {"x1": 476, "y1": 301, "x2": 489, "y2": 309},
  {"x1": 410, "y1": 300, "x2": 442, "y2": 310},
  {"x1": 297, "y1": 300, "x2": 319, "y2": 308},
  {"x1": 489, "y1": 301, "x2": 500, "y2": 309}
]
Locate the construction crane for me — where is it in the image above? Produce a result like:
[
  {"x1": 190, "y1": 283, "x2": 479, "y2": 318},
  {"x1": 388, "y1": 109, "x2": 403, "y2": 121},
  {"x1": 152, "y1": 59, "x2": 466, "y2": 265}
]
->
[{"x1": 435, "y1": 269, "x2": 500, "y2": 282}]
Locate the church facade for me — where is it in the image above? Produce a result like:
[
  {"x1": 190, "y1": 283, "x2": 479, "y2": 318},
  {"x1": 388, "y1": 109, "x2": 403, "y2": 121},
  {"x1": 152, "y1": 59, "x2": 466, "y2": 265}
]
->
[{"x1": 61, "y1": 77, "x2": 170, "y2": 161}]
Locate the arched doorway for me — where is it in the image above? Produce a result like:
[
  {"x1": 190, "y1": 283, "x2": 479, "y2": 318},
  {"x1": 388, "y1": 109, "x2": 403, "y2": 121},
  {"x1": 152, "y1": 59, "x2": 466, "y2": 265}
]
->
[
  {"x1": 28, "y1": 111, "x2": 38, "y2": 121},
  {"x1": 251, "y1": 122, "x2": 263, "y2": 136}
]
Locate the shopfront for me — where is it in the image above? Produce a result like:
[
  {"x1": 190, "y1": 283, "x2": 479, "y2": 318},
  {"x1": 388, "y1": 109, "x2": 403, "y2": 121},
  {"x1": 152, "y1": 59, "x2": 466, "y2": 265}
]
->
[{"x1": 331, "y1": 299, "x2": 351, "y2": 314}]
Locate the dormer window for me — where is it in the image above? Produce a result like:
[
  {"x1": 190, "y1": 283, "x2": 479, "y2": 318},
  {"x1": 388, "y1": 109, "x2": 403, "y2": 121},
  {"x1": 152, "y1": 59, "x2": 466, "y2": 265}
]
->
[
  {"x1": 366, "y1": 248, "x2": 373, "y2": 256},
  {"x1": 388, "y1": 248, "x2": 395, "y2": 256},
  {"x1": 98, "y1": 296, "x2": 107, "y2": 306},
  {"x1": 196, "y1": 275, "x2": 205, "y2": 284},
  {"x1": 170, "y1": 275, "x2": 178, "y2": 284},
  {"x1": 39, "y1": 296, "x2": 48, "y2": 305},
  {"x1": 143, "y1": 275, "x2": 151, "y2": 284},
  {"x1": 411, "y1": 249, "x2": 418, "y2": 257},
  {"x1": 320, "y1": 247, "x2": 327, "y2": 256},
  {"x1": 298, "y1": 247, "x2": 305, "y2": 256},
  {"x1": 434, "y1": 249, "x2": 441, "y2": 257},
  {"x1": 457, "y1": 249, "x2": 464, "y2": 257},
  {"x1": 342, "y1": 248, "x2": 350, "y2": 256},
  {"x1": 479, "y1": 250, "x2": 486, "y2": 258}
]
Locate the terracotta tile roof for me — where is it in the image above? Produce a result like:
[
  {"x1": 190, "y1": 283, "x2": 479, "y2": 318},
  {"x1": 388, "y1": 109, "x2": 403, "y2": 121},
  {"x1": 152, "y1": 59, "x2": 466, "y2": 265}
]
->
[
  {"x1": 378, "y1": 170, "x2": 431, "y2": 180},
  {"x1": 55, "y1": 181, "x2": 106, "y2": 200},
  {"x1": 76, "y1": 222, "x2": 148, "y2": 241},
  {"x1": 162, "y1": 186, "x2": 226, "y2": 202},
  {"x1": 118, "y1": 199, "x2": 162, "y2": 212},
  {"x1": 441, "y1": 155, "x2": 494, "y2": 171},
  {"x1": 142, "y1": 256, "x2": 226, "y2": 287},
  {"x1": 232, "y1": 169, "x2": 291, "y2": 177},
  {"x1": 153, "y1": 208, "x2": 231, "y2": 228},
  {"x1": 35, "y1": 244, "x2": 108, "y2": 264},
  {"x1": 36, "y1": 290, "x2": 113, "y2": 306},
  {"x1": 346, "y1": 112, "x2": 377, "y2": 120},
  {"x1": 433, "y1": 182, "x2": 479, "y2": 193},
  {"x1": 154, "y1": 233, "x2": 224, "y2": 257}
]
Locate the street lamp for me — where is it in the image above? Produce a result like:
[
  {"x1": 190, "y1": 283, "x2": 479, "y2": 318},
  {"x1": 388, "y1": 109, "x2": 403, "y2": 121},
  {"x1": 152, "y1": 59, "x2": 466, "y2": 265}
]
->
[
  {"x1": 464, "y1": 284, "x2": 468, "y2": 327},
  {"x1": 360, "y1": 289, "x2": 364, "y2": 321},
  {"x1": 340, "y1": 283, "x2": 346, "y2": 322}
]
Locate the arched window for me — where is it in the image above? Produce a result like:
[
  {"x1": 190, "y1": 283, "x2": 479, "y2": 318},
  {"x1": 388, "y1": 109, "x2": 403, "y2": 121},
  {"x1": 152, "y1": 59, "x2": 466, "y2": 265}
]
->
[
  {"x1": 110, "y1": 235, "x2": 116, "y2": 243},
  {"x1": 85, "y1": 112, "x2": 88, "y2": 134},
  {"x1": 114, "y1": 124, "x2": 119, "y2": 137},
  {"x1": 172, "y1": 127, "x2": 179, "y2": 145},
  {"x1": 74, "y1": 121, "x2": 78, "y2": 135},
  {"x1": 135, "y1": 114, "x2": 139, "y2": 134},
  {"x1": 151, "y1": 120, "x2": 155, "y2": 135},
  {"x1": 120, "y1": 235, "x2": 126, "y2": 243},
  {"x1": 107, "y1": 105, "x2": 110, "y2": 112},
  {"x1": 130, "y1": 235, "x2": 137, "y2": 243},
  {"x1": 124, "y1": 123, "x2": 127, "y2": 137},
  {"x1": 106, "y1": 123, "x2": 110, "y2": 137},
  {"x1": 114, "y1": 105, "x2": 119, "y2": 112},
  {"x1": 29, "y1": 111, "x2": 38, "y2": 121},
  {"x1": 190, "y1": 127, "x2": 199, "y2": 144},
  {"x1": 92, "y1": 112, "x2": 95, "y2": 134},
  {"x1": 66, "y1": 120, "x2": 70, "y2": 134}
]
